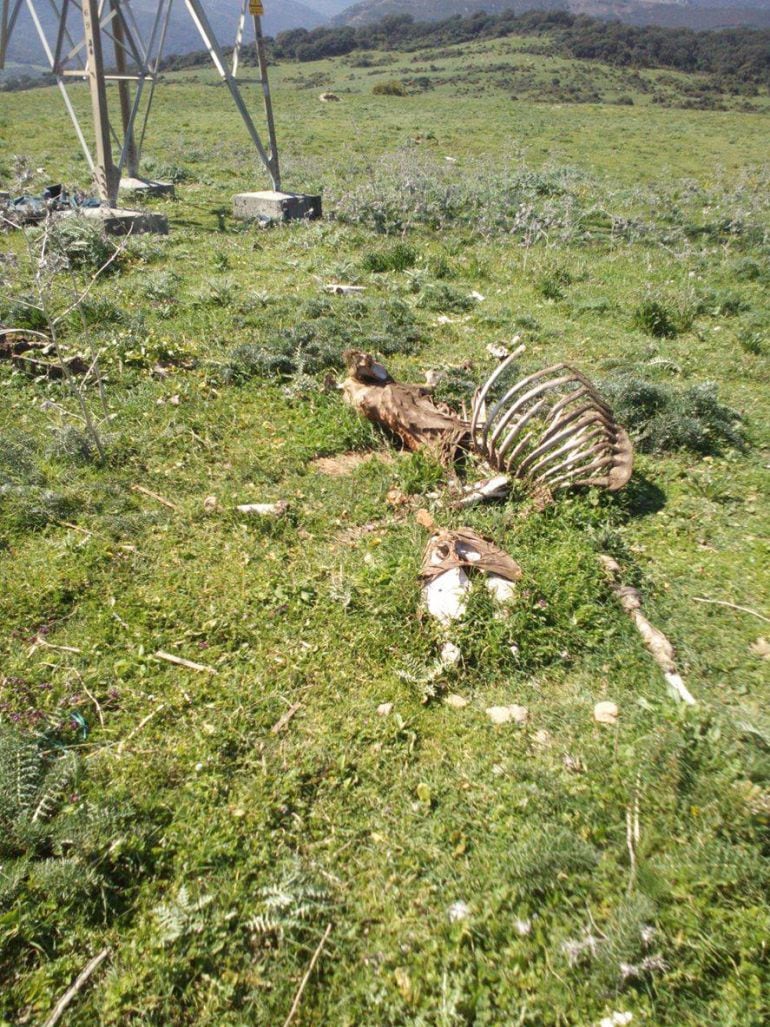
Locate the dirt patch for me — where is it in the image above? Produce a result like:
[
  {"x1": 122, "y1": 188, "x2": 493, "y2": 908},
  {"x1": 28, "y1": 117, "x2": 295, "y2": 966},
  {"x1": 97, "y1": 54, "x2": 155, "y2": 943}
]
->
[{"x1": 311, "y1": 451, "x2": 393, "y2": 477}]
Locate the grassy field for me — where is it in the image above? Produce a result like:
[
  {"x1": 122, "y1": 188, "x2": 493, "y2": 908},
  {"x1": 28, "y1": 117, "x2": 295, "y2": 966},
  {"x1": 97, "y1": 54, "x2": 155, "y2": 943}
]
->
[{"x1": 1, "y1": 34, "x2": 769, "y2": 1027}]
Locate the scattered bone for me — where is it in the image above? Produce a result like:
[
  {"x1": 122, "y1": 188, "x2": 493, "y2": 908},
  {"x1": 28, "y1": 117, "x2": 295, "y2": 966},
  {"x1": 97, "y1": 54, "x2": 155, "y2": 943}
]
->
[
  {"x1": 455, "y1": 474, "x2": 511, "y2": 508},
  {"x1": 469, "y1": 291, "x2": 485, "y2": 302},
  {"x1": 377, "y1": 702, "x2": 394, "y2": 717},
  {"x1": 594, "y1": 701, "x2": 619, "y2": 725},
  {"x1": 447, "y1": 900, "x2": 470, "y2": 922},
  {"x1": 471, "y1": 352, "x2": 633, "y2": 493},
  {"x1": 444, "y1": 693, "x2": 469, "y2": 709},
  {"x1": 486, "y1": 704, "x2": 528, "y2": 725},
  {"x1": 600, "y1": 555, "x2": 696, "y2": 705},
  {"x1": 342, "y1": 351, "x2": 470, "y2": 464},
  {"x1": 319, "y1": 92, "x2": 341, "y2": 102},
  {"x1": 236, "y1": 500, "x2": 289, "y2": 518},
  {"x1": 485, "y1": 574, "x2": 516, "y2": 603},
  {"x1": 324, "y1": 283, "x2": 365, "y2": 295}
]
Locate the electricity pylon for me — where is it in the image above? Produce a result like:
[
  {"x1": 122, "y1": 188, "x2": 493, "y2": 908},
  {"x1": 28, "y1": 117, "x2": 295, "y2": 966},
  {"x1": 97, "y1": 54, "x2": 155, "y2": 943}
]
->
[{"x1": 0, "y1": 0, "x2": 281, "y2": 206}]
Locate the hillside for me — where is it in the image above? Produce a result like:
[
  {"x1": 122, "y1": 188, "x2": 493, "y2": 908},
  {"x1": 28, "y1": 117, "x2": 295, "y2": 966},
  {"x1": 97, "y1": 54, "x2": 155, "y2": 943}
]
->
[
  {"x1": 2, "y1": 0, "x2": 326, "y2": 71},
  {"x1": 1, "y1": 26, "x2": 770, "y2": 1027},
  {"x1": 334, "y1": 0, "x2": 770, "y2": 29}
]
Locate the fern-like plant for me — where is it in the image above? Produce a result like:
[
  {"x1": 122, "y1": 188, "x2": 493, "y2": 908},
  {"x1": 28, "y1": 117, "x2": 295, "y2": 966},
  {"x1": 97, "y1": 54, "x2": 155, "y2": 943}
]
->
[
  {"x1": 248, "y1": 864, "x2": 330, "y2": 947},
  {"x1": 0, "y1": 726, "x2": 113, "y2": 910}
]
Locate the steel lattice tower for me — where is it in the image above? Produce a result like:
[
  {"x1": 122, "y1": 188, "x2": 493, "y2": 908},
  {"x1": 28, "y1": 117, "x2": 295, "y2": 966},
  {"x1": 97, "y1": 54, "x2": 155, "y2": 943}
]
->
[{"x1": 0, "y1": 0, "x2": 280, "y2": 206}]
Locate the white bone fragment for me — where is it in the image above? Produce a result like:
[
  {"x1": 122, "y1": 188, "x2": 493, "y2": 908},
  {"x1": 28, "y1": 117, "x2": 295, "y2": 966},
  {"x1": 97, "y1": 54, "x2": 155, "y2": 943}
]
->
[
  {"x1": 422, "y1": 567, "x2": 470, "y2": 624},
  {"x1": 236, "y1": 501, "x2": 288, "y2": 517}
]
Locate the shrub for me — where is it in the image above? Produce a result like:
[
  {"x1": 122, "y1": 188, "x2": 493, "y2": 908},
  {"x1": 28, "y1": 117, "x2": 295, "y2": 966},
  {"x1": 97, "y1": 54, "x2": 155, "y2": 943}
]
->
[
  {"x1": 373, "y1": 79, "x2": 408, "y2": 96},
  {"x1": 42, "y1": 219, "x2": 116, "y2": 273},
  {"x1": 222, "y1": 298, "x2": 420, "y2": 383},
  {"x1": 361, "y1": 242, "x2": 417, "y2": 273},
  {"x1": 602, "y1": 375, "x2": 745, "y2": 454},
  {"x1": 632, "y1": 299, "x2": 680, "y2": 338},
  {"x1": 416, "y1": 282, "x2": 474, "y2": 313}
]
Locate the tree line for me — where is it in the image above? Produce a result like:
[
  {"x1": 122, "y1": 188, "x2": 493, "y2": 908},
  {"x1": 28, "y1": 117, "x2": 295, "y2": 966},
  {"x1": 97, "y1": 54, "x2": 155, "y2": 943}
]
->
[{"x1": 272, "y1": 10, "x2": 770, "y2": 89}]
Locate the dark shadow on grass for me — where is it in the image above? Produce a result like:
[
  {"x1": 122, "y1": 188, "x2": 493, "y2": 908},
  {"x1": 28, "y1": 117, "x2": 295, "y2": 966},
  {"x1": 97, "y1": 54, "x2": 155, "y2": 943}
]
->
[{"x1": 621, "y1": 472, "x2": 667, "y2": 518}]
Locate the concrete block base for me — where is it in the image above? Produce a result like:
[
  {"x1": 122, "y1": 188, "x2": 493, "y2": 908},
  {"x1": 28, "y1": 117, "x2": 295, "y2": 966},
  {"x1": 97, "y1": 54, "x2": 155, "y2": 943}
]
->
[
  {"x1": 59, "y1": 206, "x2": 169, "y2": 236},
  {"x1": 119, "y1": 177, "x2": 176, "y2": 199},
  {"x1": 232, "y1": 190, "x2": 322, "y2": 223}
]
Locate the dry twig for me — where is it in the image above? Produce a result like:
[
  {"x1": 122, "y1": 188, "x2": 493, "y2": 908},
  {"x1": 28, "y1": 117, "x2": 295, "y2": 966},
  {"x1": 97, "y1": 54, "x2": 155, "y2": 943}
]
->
[
  {"x1": 282, "y1": 923, "x2": 332, "y2": 1027},
  {"x1": 693, "y1": 597, "x2": 770, "y2": 625},
  {"x1": 271, "y1": 702, "x2": 302, "y2": 735},
  {"x1": 131, "y1": 485, "x2": 179, "y2": 511},
  {"x1": 154, "y1": 651, "x2": 218, "y2": 675},
  {"x1": 42, "y1": 947, "x2": 111, "y2": 1027}
]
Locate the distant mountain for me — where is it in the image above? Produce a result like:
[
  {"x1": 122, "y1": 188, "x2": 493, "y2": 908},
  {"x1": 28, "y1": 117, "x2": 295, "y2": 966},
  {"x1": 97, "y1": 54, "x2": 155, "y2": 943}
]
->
[
  {"x1": 310, "y1": 0, "x2": 355, "y2": 15},
  {"x1": 3, "y1": 0, "x2": 327, "y2": 71},
  {"x1": 333, "y1": 0, "x2": 770, "y2": 30}
]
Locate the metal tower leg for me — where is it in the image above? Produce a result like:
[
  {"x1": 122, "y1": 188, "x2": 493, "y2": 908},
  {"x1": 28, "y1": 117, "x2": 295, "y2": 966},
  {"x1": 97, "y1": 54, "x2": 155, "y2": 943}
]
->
[{"x1": 82, "y1": 0, "x2": 119, "y2": 205}]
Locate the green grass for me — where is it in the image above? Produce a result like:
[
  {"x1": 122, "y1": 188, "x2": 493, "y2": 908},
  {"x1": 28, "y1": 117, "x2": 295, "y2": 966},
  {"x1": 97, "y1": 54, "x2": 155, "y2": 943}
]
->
[{"x1": 1, "y1": 34, "x2": 769, "y2": 1027}]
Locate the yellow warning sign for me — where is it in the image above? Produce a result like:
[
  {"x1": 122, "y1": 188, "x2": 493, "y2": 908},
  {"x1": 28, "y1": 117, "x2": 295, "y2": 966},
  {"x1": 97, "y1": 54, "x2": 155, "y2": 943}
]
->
[{"x1": 249, "y1": 0, "x2": 264, "y2": 14}]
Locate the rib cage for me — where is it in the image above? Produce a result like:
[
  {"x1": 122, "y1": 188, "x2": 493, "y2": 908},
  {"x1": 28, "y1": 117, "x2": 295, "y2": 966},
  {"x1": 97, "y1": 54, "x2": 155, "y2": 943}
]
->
[{"x1": 471, "y1": 354, "x2": 633, "y2": 492}]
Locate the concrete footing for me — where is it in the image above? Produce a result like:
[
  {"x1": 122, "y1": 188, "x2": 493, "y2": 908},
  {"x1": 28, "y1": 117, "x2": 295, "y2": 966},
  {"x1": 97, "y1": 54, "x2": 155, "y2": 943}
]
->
[
  {"x1": 119, "y1": 177, "x2": 176, "y2": 199},
  {"x1": 232, "y1": 190, "x2": 322, "y2": 223},
  {"x1": 59, "y1": 206, "x2": 169, "y2": 235}
]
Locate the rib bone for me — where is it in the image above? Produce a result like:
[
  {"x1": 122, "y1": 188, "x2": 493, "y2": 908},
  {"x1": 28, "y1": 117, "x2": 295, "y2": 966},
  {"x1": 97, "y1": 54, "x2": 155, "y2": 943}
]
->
[{"x1": 471, "y1": 359, "x2": 633, "y2": 492}]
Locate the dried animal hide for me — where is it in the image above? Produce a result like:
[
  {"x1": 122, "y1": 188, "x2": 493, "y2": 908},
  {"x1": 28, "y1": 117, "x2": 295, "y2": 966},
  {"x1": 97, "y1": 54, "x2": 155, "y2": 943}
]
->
[
  {"x1": 420, "y1": 528, "x2": 522, "y2": 624},
  {"x1": 471, "y1": 353, "x2": 633, "y2": 492},
  {"x1": 420, "y1": 528, "x2": 523, "y2": 584},
  {"x1": 342, "y1": 351, "x2": 470, "y2": 463}
]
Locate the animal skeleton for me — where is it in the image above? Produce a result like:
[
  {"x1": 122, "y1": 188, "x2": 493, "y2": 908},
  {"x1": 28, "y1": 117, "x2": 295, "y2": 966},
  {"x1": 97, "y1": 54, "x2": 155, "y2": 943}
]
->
[{"x1": 470, "y1": 351, "x2": 633, "y2": 492}]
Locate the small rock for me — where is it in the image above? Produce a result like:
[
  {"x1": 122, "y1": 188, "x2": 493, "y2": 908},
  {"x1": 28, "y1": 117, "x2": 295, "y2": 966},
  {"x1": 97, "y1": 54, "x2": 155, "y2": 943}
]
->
[
  {"x1": 203, "y1": 495, "x2": 218, "y2": 512},
  {"x1": 486, "y1": 343, "x2": 510, "y2": 360},
  {"x1": 533, "y1": 729, "x2": 551, "y2": 747},
  {"x1": 469, "y1": 290, "x2": 485, "y2": 302},
  {"x1": 444, "y1": 693, "x2": 468, "y2": 709},
  {"x1": 439, "y1": 641, "x2": 461, "y2": 667},
  {"x1": 486, "y1": 704, "x2": 528, "y2": 725},
  {"x1": 514, "y1": 917, "x2": 532, "y2": 936},
  {"x1": 594, "y1": 701, "x2": 619, "y2": 726},
  {"x1": 386, "y1": 487, "x2": 408, "y2": 508},
  {"x1": 750, "y1": 637, "x2": 770, "y2": 660},
  {"x1": 377, "y1": 702, "x2": 393, "y2": 717},
  {"x1": 415, "y1": 508, "x2": 436, "y2": 530}
]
